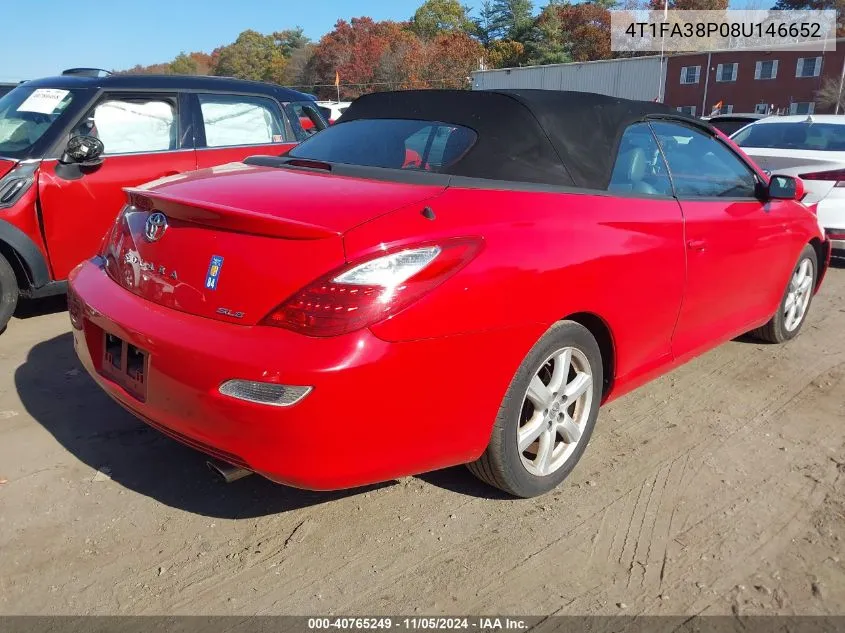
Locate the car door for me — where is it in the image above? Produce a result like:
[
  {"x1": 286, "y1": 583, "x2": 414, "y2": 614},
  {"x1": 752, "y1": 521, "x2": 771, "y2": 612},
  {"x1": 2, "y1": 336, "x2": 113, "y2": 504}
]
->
[
  {"x1": 650, "y1": 120, "x2": 801, "y2": 360},
  {"x1": 604, "y1": 122, "x2": 686, "y2": 382},
  {"x1": 192, "y1": 92, "x2": 299, "y2": 169},
  {"x1": 37, "y1": 91, "x2": 196, "y2": 280}
]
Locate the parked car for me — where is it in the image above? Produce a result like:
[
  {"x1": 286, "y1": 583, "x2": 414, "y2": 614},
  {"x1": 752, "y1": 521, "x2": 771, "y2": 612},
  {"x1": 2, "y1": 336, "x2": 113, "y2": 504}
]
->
[
  {"x1": 68, "y1": 90, "x2": 830, "y2": 498},
  {"x1": 731, "y1": 115, "x2": 845, "y2": 254},
  {"x1": 0, "y1": 70, "x2": 326, "y2": 330},
  {"x1": 316, "y1": 100, "x2": 351, "y2": 124},
  {"x1": 702, "y1": 112, "x2": 768, "y2": 136}
]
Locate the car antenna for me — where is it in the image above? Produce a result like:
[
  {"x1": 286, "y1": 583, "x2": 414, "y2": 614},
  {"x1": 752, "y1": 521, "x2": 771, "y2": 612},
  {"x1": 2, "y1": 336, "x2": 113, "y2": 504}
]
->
[{"x1": 805, "y1": 114, "x2": 814, "y2": 124}]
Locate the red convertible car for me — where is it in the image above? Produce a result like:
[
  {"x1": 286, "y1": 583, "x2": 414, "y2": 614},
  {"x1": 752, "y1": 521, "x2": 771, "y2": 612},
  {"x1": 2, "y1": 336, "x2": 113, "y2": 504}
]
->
[{"x1": 68, "y1": 90, "x2": 829, "y2": 497}]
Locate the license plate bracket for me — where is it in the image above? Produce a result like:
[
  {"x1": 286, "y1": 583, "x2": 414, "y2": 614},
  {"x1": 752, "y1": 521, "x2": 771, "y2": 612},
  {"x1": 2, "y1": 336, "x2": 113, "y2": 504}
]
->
[{"x1": 101, "y1": 333, "x2": 148, "y2": 401}]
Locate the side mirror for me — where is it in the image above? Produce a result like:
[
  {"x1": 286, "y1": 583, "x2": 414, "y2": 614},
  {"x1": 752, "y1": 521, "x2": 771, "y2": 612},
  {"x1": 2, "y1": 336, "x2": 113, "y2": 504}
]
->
[
  {"x1": 61, "y1": 135, "x2": 105, "y2": 166},
  {"x1": 767, "y1": 174, "x2": 804, "y2": 201}
]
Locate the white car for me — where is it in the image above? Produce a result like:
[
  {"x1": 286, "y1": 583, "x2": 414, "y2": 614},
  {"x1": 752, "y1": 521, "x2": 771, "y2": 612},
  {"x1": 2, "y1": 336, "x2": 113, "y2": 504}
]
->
[
  {"x1": 731, "y1": 114, "x2": 845, "y2": 253},
  {"x1": 316, "y1": 100, "x2": 351, "y2": 124}
]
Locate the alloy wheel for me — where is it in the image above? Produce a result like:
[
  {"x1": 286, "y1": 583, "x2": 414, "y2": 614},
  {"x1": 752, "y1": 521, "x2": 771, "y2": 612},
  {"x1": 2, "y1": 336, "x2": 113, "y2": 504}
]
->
[
  {"x1": 784, "y1": 257, "x2": 814, "y2": 332},
  {"x1": 517, "y1": 347, "x2": 594, "y2": 477}
]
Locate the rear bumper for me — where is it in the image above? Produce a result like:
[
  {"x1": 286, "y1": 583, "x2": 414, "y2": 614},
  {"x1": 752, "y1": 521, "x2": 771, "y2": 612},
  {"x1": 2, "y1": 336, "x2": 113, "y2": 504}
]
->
[{"x1": 68, "y1": 260, "x2": 540, "y2": 490}]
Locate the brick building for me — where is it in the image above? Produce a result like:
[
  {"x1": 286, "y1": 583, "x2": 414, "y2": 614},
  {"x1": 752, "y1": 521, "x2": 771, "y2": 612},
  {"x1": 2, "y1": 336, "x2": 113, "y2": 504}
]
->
[{"x1": 663, "y1": 39, "x2": 845, "y2": 116}]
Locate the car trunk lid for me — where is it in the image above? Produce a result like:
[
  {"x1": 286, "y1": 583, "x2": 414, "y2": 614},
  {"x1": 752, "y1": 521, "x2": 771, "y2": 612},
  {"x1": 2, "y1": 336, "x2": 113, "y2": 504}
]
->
[
  {"x1": 741, "y1": 147, "x2": 845, "y2": 202},
  {"x1": 102, "y1": 164, "x2": 446, "y2": 325}
]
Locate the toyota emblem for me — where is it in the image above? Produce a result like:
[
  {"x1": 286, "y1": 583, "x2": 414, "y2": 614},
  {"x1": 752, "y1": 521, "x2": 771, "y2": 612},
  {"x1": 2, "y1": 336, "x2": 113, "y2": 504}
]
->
[{"x1": 144, "y1": 212, "x2": 168, "y2": 242}]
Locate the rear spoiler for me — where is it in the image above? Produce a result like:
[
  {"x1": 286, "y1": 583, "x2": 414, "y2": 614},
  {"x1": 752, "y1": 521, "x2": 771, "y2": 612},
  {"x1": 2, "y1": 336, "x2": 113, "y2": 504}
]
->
[{"x1": 124, "y1": 189, "x2": 340, "y2": 240}]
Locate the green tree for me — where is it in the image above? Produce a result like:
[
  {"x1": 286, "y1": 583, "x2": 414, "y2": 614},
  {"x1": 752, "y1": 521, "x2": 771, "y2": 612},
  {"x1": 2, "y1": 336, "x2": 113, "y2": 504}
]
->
[
  {"x1": 411, "y1": 0, "x2": 475, "y2": 39},
  {"x1": 473, "y1": 0, "x2": 499, "y2": 45},
  {"x1": 169, "y1": 52, "x2": 198, "y2": 75},
  {"x1": 214, "y1": 30, "x2": 287, "y2": 83},
  {"x1": 525, "y1": 2, "x2": 569, "y2": 65},
  {"x1": 273, "y1": 27, "x2": 310, "y2": 57},
  {"x1": 490, "y1": 0, "x2": 535, "y2": 41}
]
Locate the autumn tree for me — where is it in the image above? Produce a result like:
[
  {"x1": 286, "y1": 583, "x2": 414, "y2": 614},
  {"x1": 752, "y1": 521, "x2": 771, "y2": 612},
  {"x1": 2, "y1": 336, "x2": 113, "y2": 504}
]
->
[
  {"x1": 485, "y1": 39, "x2": 527, "y2": 67},
  {"x1": 214, "y1": 30, "x2": 287, "y2": 83},
  {"x1": 312, "y1": 18, "x2": 418, "y2": 97},
  {"x1": 557, "y1": 2, "x2": 613, "y2": 62},
  {"x1": 411, "y1": 0, "x2": 475, "y2": 39},
  {"x1": 647, "y1": 0, "x2": 728, "y2": 10},
  {"x1": 772, "y1": 0, "x2": 845, "y2": 35},
  {"x1": 419, "y1": 31, "x2": 484, "y2": 87},
  {"x1": 169, "y1": 52, "x2": 198, "y2": 75},
  {"x1": 374, "y1": 22, "x2": 426, "y2": 90},
  {"x1": 189, "y1": 52, "x2": 216, "y2": 75},
  {"x1": 120, "y1": 62, "x2": 171, "y2": 75}
]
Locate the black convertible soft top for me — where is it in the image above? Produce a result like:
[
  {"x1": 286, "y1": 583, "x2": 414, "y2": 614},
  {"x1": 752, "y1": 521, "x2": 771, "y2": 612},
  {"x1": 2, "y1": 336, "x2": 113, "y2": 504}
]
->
[{"x1": 340, "y1": 89, "x2": 701, "y2": 190}]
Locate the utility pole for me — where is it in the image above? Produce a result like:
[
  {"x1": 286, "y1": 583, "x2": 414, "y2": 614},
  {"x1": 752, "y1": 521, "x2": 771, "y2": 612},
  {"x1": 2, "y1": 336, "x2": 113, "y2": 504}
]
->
[
  {"x1": 657, "y1": 0, "x2": 668, "y2": 101},
  {"x1": 701, "y1": 52, "x2": 712, "y2": 116}
]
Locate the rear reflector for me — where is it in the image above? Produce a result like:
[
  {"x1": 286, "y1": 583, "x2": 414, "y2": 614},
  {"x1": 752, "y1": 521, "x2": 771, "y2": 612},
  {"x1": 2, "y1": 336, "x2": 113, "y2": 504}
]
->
[
  {"x1": 218, "y1": 380, "x2": 312, "y2": 407},
  {"x1": 799, "y1": 169, "x2": 845, "y2": 187}
]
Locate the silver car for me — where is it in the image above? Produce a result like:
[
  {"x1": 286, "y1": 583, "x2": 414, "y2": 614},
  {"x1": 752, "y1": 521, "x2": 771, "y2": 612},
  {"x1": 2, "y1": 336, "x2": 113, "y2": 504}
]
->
[{"x1": 732, "y1": 114, "x2": 845, "y2": 253}]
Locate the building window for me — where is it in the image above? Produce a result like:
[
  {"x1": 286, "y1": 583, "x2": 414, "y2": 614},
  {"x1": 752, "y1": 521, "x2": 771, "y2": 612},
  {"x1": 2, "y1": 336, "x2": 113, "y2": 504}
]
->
[
  {"x1": 754, "y1": 60, "x2": 778, "y2": 80},
  {"x1": 715, "y1": 63, "x2": 738, "y2": 82},
  {"x1": 797, "y1": 56, "x2": 822, "y2": 78},
  {"x1": 789, "y1": 102, "x2": 815, "y2": 114},
  {"x1": 754, "y1": 103, "x2": 770, "y2": 114},
  {"x1": 680, "y1": 66, "x2": 701, "y2": 84},
  {"x1": 676, "y1": 105, "x2": 697, "y2": 116}
]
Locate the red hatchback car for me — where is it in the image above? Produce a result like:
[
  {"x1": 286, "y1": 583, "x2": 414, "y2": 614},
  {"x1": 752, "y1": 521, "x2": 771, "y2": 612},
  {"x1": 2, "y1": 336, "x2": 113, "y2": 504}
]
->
[{"x1": 68, "y1": 90, "x2": 830, "y2": 498}]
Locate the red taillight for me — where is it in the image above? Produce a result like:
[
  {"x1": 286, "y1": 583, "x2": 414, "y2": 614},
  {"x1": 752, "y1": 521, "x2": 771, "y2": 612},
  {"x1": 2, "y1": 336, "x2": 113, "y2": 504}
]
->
[
  {"x1": 262, "y1": 238, "x2": 483, "y2": 337},
  {"x1": 799, "y1": 169, "x2": 845, "y2": 187}
]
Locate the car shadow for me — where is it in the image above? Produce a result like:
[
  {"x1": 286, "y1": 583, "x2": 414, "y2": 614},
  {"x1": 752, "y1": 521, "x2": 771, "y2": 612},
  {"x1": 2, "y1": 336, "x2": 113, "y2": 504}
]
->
[
  {"x1": 415, "y1": 468, "x2": 512, "y2": 500},
  {"x1": 14, "y1": 332, "x2": 391, "y2": 519}
]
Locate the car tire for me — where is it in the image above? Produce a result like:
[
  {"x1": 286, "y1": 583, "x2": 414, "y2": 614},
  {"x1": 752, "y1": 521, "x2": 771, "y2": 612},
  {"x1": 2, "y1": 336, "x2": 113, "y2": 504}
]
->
[
  {"x1": 0, "y1": 252, "x2": 18, "y2": 333},
  {"x1": 753, "y1": 244, "x2": 817, "y2": 344},
  {"x1": 468, "y1": 321, "x2": 603, "y2": 498}
]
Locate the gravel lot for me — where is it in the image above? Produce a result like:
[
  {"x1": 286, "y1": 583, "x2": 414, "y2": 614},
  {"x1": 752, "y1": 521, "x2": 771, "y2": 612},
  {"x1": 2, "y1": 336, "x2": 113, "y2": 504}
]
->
[{"x1": 1, "y1": 264, "x2": 844, "y2": 616}]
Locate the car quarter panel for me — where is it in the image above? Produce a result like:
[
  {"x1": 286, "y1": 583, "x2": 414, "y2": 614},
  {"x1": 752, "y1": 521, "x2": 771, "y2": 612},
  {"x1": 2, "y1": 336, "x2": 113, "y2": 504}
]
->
[{"x1": 348, "y1": 185, "x2": 687, "y2": 395}]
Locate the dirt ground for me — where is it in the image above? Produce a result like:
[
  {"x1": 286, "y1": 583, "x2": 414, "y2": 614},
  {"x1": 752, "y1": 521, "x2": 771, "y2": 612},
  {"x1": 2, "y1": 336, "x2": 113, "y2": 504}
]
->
[{"x1": 1, "y1": 264, "x2": 844, "y2": 617}]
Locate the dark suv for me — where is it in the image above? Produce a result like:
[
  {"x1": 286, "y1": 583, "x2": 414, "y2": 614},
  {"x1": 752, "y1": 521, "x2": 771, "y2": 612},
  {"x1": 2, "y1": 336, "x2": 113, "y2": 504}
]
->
[{"x1": 0, "y1": 70, "x2": 325, "y2": 331}]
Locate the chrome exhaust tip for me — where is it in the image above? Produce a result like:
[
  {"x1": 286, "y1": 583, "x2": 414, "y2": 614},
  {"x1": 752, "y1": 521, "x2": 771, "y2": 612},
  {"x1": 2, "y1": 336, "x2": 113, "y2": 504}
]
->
[{"x1": 206, "y1": 458, "x2": 253, "y2": 483}]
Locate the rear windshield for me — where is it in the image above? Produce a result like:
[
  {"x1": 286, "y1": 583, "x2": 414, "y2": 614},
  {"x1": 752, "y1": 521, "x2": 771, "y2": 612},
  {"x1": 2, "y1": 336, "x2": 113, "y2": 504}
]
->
[
  {"x1": 732, "y1": 121, "x2": 845, "y2": 151},
  {"x1": 0, "y1": 86, "x2": 80, "y2": 158},
  {"x1": 287, "y1": 118, "x2": 478, "y2": 172}
]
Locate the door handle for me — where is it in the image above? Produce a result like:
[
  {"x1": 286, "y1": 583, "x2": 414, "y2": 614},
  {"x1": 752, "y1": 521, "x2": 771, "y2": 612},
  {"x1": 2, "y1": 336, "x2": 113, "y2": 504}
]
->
[{"x1": 687, "y1": 239, "x2": 707, "y2": 251}]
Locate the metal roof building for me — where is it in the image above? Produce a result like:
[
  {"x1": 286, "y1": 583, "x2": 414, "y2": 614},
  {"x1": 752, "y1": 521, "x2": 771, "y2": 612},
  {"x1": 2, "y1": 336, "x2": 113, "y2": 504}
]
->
[{"x1": 471, "y1": 56, "x2": 667, "y2": 102}]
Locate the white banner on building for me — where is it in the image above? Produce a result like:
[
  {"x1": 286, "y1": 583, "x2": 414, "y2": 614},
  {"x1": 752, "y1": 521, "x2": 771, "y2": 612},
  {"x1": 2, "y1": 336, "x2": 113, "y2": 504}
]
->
[{"x1": 611, "y1": 10, "x2": 836, "y2": 53}]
